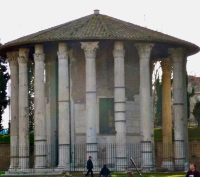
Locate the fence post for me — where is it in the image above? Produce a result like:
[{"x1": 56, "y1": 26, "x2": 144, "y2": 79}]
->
[{"x1": 141, "y1": 141, "x2": 153, "y2": 172}]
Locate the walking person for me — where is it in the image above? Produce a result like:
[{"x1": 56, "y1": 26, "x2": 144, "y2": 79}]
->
[
  {"x1": 100, "y1": 164, "x2": 110, "y2": 177},
  {"x1": 85, "y1": 156, "x2": 93, "y2": 177},
  {"x1": 186, "y1": 163, "x2": 200, "y2": 177}
]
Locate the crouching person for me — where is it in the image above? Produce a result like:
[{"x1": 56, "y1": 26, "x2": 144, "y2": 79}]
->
[{"x1": 100, "y1": 164, "x2": 110, "y2": 177}]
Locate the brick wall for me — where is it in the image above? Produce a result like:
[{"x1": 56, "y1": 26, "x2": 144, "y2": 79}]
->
[
  {"x1": 155, "y1": 140, "x2": 200, "y2": 170},
  {"x1": 0, "y1": 144, "x2": 10, "y2": 171}
]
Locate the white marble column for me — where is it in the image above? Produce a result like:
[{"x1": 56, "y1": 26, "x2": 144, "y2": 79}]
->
[
  {"x1": 57, "y1": 43, "x2": 70, "y2": 170},
  {"x1": 7, "y1": 51, "x2": 19, "y2": 169},
  {"x1": 135, "y1": 43, "x2": 154, "y2": 172},
  {"x1": 182, "y1": 58, "x2": 189, "y2": 170},
  {"x1": 18, "y1": 48, "x2": 30, "y2": 168},
  {"x1": 169, "y1": 47, "x2": 185, "y2": 170},
  {"x1": 81, "y1": 42, "x2": 98, "y2": 167},
  {"x1": 113, "y1": 41, "x2": 126, "y2": 169},
  {"x1": 161, "y1": 58, "x2": 173, "y2": 171},
  {"x1": 34, "y1": 45, "x2": 46, "y2": 168}
]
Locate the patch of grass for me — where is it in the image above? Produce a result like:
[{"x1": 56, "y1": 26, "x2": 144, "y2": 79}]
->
[
  {"x1": 112, "y1": 175, "x2": 185, "y2": 177},
  {"x1": 0, "y1": 171, "x2": 5, "y2": 175},
  {"x1": 154, "y1": 126, "x2": 200, "y2": 141},
  {"x1": 141, "y1": 176, "x2": 184, "y2": 177},
  {"x1": 188, "y1": 126, "x2": 200, "y2": 140},
  {"x1": 154, "y1": 127, "x2": 163, "y2": 141}
]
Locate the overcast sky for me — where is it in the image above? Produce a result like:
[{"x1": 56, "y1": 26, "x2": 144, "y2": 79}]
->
[{"x1": 1, "y1": 0, "x2": 200, "y2": 128}]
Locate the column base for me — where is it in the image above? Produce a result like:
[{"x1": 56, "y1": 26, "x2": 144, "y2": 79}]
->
[
  {"x1": 9, "y1": 165, "x2": 19, "y2": 169},
  {"x1": 57, "y1": 165, "x2": 64, "y2": 169},
  {"x1": 161, "y1": 161, "x2": 174, "y2": 171},
  {"x1": 34, "y1": 166, "x2": 47, "y2": 169},
  {"x1": 19, "y1": 157, "x2": 29, "y2": 169},
  {"x1": 57, "y1": 164, "x2": 70, "y2": 171},
  {"x1": 6, "y1": 168, "x2": 59, "y2": 175}
]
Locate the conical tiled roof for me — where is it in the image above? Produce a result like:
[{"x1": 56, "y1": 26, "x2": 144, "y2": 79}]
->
[{"x1": 0, "y1": 11, "x2": 199, "y2": 55}]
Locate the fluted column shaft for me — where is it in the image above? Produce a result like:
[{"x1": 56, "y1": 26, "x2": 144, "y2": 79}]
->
[
  {"x1": 135, "y1": 43, "x2": 154, "y2": 141},
  {"x1": 34, "y1": 45, "x2": 46, "y2": 168},
  {"x1": 7, "y1": 52, "x2": 19, "y2": 168},
  {"x1": 113, "y1": 42, "x2": 126, "y2": 144},
  {"x1": 182, "y1": 58, "x2": 189, "y2": 169},
  {"x1": 169, "y1": 47, "x2": 186, "y2": 170},
  {"x1": 17, "y1": 48, "x2": 30, "y2": 168},
  {"x1": 81, "y1": 42, "x2": 98, "y2": 166},
  {"x1": 161, "y1": 58, "x2": 173, "y2": 170},
  {"x1": 135, "y1": 43, "x2": 154, "y2": 172},
  {"x1": 161, "y1": 58, "x2": 172, "y2": 146},
  {"x1": 113, "y1": 42, "x2": 126, "y2": 169},
  {"x1": 57, "y1": 43, "x2": 70, "y2": 169}
]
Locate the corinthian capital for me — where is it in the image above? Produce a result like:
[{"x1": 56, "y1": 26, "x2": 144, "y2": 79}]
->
[
  {"x1": 168, "y1": 48, "x2": 186, "y2": 63},
  {"x1": 57, "y1": 51, "x2": 68, "y2": 60},
  {"x1": 161, "y1": 58, "x2": 172, "y2": 73},
  {"x1": 7, "y1": 51, "x2": 19, "y2": 66},
  {"x1": 18, "y1": 48, "x2": 29, "y2": 64},
  {"x1": 18, "y1": 56, "x2": 28, "y2": 63},
  {"x1": 33, "y1": 53, "x2": 45, "y2": 62},
  {"x1": 113, "y1": 49, "x2": 125, "y2": 58},
  {"x1": 135, "y1": 43, "x2": 154, "y2": 58},
  {"x1": 81, "y1": 42, "x2": 99, "y2": 58}
]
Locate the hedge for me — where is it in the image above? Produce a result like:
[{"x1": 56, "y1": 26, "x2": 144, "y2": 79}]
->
[
  {"x1": 1, "y1": 127, "x2": 200, "y2": 143},
  {"x1": 154, "y1": 126, "x2": 200, "y2": 141},
  {"x1": 0, "y1": 132, "x2": 34, "y2": 144}
]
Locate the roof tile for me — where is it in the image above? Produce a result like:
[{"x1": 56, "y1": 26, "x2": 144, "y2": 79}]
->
[{"x1": 0, "y1": 13, "x2": 199, "y2": 55}]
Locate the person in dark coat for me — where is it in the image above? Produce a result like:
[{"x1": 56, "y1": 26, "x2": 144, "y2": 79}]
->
[
  {"x1": 186, "y1": 163, "x2": 200, "y2": 177},
  {"x1": 100, "y1": 164, "x2": 110, "y2": 177},
  {"x1": 85, "y1": 156, "x2": 93, "y2": 177}
]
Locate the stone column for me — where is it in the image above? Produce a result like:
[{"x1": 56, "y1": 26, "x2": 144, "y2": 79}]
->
[
  {"x1": 7, "y1": 51, "x2": 19, "y2": 169},
  {"x1": 161, "y1": 58, "x2": 173, "y2": 170},
  {"x1": 18, "y1": 48, "x2": 30, "y2": 169},
  {"x1": 57, "y1": 43, "x2": 70, "y2": 170},
  {"x1": 135, "y1": 43, "x2": 154, "y2": 172},
  {"x1": 182, "y1": 57, "x2": 189, "y2": 170},
  {"x1": 81, "y1": 42, "x2": 98, "y2": 167},
  {"x1": 169, "y1": 47, "x2": 185, "y2": 170},
  {"x1": 113, "y1": 41, "x2": 126, "y2": 169},
  {"x1": 34, "y1": 45, "x2": 46, "y2": 168}
]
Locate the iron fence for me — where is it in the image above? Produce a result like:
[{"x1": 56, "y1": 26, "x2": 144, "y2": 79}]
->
[{"x1": 0, "y1": 142, "x2": 199, "y2": 174}]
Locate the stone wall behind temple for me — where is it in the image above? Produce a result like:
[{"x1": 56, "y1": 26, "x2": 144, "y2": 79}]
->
[
  {"x1": 70, "y1": 41, "x2": 140, "y2": 104},
  {"x1": 68, "y1": 41, "x2": 141, "y2": 144},
  {"x1": 72, "y1": 95, "x2": 154, "y2": 144},
  {"x1": 74, "y1": 100, "x2": 141, "y2": 144},
  {"x1": 44, "y1": 41, "x2": 154, "y2": 145}
]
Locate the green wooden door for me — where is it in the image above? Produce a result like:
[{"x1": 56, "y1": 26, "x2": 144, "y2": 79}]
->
[{"x1": 99, "y1": 98, "x2": 114, "y2": 134}]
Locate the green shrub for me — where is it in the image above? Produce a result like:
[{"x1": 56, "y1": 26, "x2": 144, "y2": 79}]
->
[
  {"x1": 188, "y1": 126, "x2": 200, "y2": 140},
  {"x1": 0, "y1": 132, "x2": 34, "y2": 144},
  {"x1": 0, "y1": 134, "x2": 10, "y2": 143},
  {"x1": 154, "y1": 127, "x2": 162, "y2": 141},
  {"x1": 0, "y1": 171, "x2": 5, "y2": 175},
  {"x1": 154, "y1": 126, "x2": 200, "y2": 141}
]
